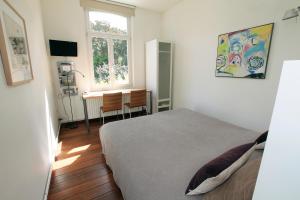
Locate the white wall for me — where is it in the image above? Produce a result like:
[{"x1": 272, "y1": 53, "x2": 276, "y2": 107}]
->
[
  {"x1": 253, "y1": 61, "x2": 300, "y2": 199},
  {"x1": 161, "y1": 0, "x2": 300, "y2": 131},
  {"x1": 40, "y1": 0, "x2": 161, "y2": 121},
  {"x1": 0, "y1": 0, "x2": 59, "y2": 199},
  {"x1": 132, "y1": 8, "x2": 162, "y2": 88}
]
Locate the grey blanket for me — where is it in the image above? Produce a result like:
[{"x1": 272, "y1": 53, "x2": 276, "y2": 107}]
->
[{"x1": 100, "y1": 109, "x2": 259, "y2": 200}]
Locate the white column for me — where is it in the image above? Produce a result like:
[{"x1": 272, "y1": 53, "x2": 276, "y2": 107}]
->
[{"x1": 253, "y1": 60, "x2": 300, "y2": 200}]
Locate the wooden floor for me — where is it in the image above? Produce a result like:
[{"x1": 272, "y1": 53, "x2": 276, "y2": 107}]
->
[{"x1": 48, "y1": 119, "x2": 124, "y2": 200}]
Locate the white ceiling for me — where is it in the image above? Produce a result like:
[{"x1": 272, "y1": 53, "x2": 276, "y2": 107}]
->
[{"x1": 110, "y1": 0, "x2": 181, "y2": 12}]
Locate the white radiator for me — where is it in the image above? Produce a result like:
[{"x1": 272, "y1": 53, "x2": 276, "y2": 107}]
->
[{"x1": 86, "y1": 98, "x2": 101, "y2": 119}]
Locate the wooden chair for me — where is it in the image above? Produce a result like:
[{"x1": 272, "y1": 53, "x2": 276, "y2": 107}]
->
[
  {"x1": 100, "y1": 92, "x2": 124, "y2": 124},
  {"x1": 124, "y1": 89, "x2": 148, "y2": 118}
]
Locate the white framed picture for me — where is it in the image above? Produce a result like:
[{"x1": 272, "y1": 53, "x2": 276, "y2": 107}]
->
[{"x1": 0, "y1": 0, "x2": 33, "y2": 86}]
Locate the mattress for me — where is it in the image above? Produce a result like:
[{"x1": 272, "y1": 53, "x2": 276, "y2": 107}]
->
[{"x1": 100, "y1": 109, "x2": 259, "y2": 200}]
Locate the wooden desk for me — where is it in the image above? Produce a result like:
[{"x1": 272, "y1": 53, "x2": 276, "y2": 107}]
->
[{"x1": 82, "y1": 89, "x2": 152, "y2": 133}]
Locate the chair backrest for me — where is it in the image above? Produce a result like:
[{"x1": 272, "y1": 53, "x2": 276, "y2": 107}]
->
[
  {"x1": 130, "y1": 89, "x2": 147, "y2": 108},
  {"x1": 102, "y1": 92, "x2": 123, "y2": 112}
]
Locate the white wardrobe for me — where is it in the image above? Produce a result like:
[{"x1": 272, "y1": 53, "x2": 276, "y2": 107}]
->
[{"x1": 146, "y1": 39, "x2": 173, "y2": 113}]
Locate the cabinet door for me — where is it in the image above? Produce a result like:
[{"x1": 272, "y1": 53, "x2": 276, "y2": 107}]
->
[{"x1": 158, "y1": 42, "x2": 171, "y2": 101}]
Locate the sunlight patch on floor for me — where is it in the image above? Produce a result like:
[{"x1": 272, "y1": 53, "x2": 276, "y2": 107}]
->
[
  {"x1": 68, "y1": 144, "x2": 91, "y2": 154},
  {"x1": 53, "y1": 155, "x2": 81, "y2": 170}
]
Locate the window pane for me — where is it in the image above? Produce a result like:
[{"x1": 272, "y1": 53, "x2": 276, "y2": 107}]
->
[
  {"x1": 113, "y1": 39, "x2": 128, "y2": 84},
  {"x1": 89, "y1": 11, "x2": 127, "y2": 35},
  {"x1": 92, "y1": 37, "x2": 109, "y2": 84}
]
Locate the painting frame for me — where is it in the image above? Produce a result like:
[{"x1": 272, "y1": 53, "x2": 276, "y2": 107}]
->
[
  {"x1": 0, "y1": 0, "x2": 33, "y2": 86},
  {"x1": 215, "y1": 23, "x2": 274, "y2": 79}
]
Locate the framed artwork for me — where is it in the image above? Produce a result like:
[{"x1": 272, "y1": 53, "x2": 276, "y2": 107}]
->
[
  {"x1": 216, "y1": 23, "x2": 274, "y2": 79},
  {"x1": 0, "y1": 0, "x2": 33, "y2": 86}
]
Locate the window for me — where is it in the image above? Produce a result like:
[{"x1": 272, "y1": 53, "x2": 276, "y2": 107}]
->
[{"x1": 87, "y1": 11, "x2": 131, "y2": 88}]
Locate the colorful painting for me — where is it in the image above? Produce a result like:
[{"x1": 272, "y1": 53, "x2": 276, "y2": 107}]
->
[{"x1": 216, "y1": 23, "x2": 274, "y2": 79}]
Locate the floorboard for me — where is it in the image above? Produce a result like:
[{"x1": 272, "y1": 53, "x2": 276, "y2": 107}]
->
[{"x1": 48, "y1": 120, "x2": 124, "y2": 200}]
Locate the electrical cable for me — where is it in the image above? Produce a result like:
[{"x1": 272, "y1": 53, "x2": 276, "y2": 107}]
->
[
  {"x1": 66, "y1": 74, "x2": 75, "y2": 124},
  {"x1": 58, "y1": 93, "x2": 69, "y2": 121}
]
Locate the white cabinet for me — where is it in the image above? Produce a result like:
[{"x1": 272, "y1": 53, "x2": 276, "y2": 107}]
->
[{"x1": 146, "y1": 39, "x2": 173, "y2": 113}]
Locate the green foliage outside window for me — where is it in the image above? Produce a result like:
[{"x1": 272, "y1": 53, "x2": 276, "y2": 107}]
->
[
  {"x1": 91, "y1": 20, "x2": 128, "y2": 84},
  {"x1": 113, "y1": 39, "x2": 128, "y2": 81},
  {"x1": 92, "y1": 37, "x2": 109, "y2": 84}
]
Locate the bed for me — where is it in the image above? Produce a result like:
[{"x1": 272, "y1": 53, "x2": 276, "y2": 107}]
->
[{"x1": 100, "y1": 109, "x2": 261, "y2": 200}]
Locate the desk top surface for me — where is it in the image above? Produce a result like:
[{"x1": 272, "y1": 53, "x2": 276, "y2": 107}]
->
[{"x1": 82, "y1": 89, "x2": 150, "y2": 99}]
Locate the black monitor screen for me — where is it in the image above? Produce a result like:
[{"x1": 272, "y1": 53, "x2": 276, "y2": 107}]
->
[{"x1": 49, "y1": 40, "x2": 77, "y2": 57}]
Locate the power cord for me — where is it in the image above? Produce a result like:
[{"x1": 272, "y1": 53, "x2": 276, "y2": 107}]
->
[{"x1": 57, "y1": 93, "x2": 69, "y2": 121}]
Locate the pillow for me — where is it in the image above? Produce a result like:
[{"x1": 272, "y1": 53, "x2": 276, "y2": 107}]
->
[
  {"x1": 255, "y1": 131, "x2": 268, "y2": 150},
  {"x1": 202, "y1": 156, "x2": 262, "y2": 200},
  {"x1": 185, "y1": 142, "x2": 256, "y2": 196}
]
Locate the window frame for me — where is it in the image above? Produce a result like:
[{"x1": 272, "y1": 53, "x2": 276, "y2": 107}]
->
[{"x1": 85, "y1": 9, "x2": 132, "y2": 91}]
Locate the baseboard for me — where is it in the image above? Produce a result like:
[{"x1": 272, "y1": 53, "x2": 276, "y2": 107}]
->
[
  {"x1": 43, "y1": 121, "x2": 62, "y2": 200},
  {"x1": 43, "y1": 164, "x2": 54, "y2": 200}
]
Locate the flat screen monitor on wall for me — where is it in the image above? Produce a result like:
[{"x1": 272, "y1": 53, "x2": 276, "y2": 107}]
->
[{"x1": 49, "y1": 40, "x2": 78, "y2": 57}]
